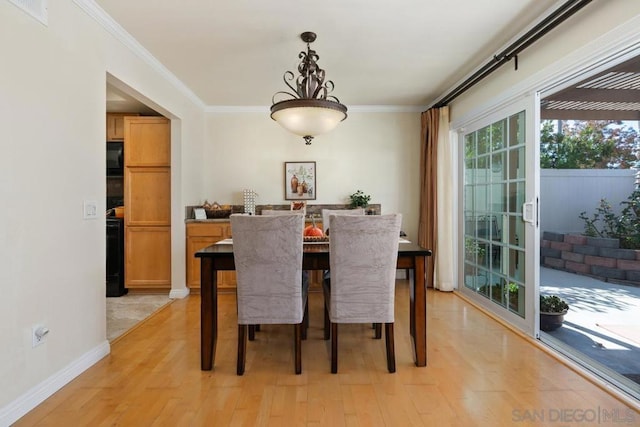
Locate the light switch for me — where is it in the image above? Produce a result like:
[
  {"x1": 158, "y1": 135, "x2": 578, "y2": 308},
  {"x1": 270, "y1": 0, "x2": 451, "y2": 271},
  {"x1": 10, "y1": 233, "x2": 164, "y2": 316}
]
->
[{"x1": 83, "y1": 200, "x2": 98, "y2": 219}]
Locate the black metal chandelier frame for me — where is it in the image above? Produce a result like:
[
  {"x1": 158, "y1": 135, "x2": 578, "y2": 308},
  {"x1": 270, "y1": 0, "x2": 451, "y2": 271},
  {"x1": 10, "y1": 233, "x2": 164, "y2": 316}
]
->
[{"x1": 270, "y1": 31, "x2": 347, "y2": 145}]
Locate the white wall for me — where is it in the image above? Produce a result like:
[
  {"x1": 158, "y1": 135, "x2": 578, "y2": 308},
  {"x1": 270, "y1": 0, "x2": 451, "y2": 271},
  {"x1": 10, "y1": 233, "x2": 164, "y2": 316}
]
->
[
  {"x1": 541, "y1": 169, "x2": 637, "y2": 234},
  {"x1": 0, "y1": 0, "x2": 205, "y2": 421},
  {"x1": 201, "y1": 111, "x2": 421, "y2": 239},
  {"x1": 0, "y1": 1, "x2": 420, "y2": 421}
]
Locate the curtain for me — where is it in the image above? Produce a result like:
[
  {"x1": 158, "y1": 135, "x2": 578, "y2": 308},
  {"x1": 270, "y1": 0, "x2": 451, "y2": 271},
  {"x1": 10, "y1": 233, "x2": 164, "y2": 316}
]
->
[
  {"x1": 435, "y1": 107, "x2": 454, "y2": 291},
  {"x1": 418, "y1": 107, "x2": 454, "y2": 291}
]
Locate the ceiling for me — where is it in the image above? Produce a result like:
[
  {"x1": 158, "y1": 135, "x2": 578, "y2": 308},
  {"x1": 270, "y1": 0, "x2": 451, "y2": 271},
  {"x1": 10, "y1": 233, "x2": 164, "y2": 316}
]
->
[{"x1": 97, "y1": 0, "x2": 561, "y2": 110}]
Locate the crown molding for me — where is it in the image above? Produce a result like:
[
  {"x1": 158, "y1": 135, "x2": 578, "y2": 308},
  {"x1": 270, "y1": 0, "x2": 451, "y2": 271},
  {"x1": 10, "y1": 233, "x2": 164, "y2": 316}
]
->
[{"x1": 73, "y1": 0, "x2": 206, "y2": 110}]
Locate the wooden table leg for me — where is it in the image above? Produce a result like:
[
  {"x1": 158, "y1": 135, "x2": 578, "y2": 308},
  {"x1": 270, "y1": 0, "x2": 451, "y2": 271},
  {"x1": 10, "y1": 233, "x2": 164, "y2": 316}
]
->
[
  {"x1": 201, "y1": 258, "x2": 217, "y2": 370},
  {"x1": 411, "y1": 256, "x2": 427, "y2": 366}
]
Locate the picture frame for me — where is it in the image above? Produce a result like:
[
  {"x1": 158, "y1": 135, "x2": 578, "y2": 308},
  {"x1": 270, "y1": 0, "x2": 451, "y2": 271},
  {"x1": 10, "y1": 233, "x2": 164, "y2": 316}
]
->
[
  {"x1": 285, "y1": 161, "x2": 316, "y2": 200},
  {"x1": 193, "y1": 207, "x2": 207, "y2": 220}
]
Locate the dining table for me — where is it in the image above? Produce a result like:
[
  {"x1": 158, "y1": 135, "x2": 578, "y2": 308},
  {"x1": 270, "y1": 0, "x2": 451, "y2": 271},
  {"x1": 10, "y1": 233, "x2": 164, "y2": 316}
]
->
[{"x1": 196, "y1": 239, "x2": 432, "y2": 371}]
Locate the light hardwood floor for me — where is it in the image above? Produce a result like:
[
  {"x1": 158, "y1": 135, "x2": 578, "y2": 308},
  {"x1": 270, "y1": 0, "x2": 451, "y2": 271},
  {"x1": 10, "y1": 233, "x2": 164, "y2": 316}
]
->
[{"x1": 16, "y1": 282, "x2": 640, "y2": 426}]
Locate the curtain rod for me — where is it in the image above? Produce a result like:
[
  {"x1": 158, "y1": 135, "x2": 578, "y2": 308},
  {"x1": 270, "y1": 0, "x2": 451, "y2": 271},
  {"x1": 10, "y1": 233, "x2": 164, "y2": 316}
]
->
[{"x1": 432, "y1": 0, "x2": 593, "y2": 108}]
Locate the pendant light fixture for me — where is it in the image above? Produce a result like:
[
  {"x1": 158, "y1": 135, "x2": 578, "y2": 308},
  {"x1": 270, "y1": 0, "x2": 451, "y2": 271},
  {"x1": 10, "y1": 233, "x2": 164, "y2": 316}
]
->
[{"x1": 270, "y1": 31, "x2": 347, "y2": 145}]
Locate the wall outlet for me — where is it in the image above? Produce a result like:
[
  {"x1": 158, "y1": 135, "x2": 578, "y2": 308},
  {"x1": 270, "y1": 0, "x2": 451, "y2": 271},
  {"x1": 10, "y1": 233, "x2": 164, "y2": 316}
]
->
[{"x1": 32, "y1": 325, "x2": 49, "y2": 347}]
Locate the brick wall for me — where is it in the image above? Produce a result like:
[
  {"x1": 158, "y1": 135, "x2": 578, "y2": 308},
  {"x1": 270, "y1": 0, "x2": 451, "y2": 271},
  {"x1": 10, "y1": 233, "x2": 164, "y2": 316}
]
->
[{"x1": 541, "y1": 231, "x2": 640, "y2": 287}]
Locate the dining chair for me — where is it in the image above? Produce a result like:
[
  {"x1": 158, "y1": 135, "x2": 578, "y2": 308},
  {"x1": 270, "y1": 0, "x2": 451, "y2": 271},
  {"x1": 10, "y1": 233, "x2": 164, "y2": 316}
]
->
[
  {"x1": 260, "y1": 209, "x2": 310, "y2": 336},
  {"x1": 320, "y1": 208, "x2": 365, "y2": 338},
  {"x1": 323, "y1": 213, "x2": 402, "y2": 373},
  {"x1": 321, "y1": 207, "x2": 365, "y2": 236},
  {"x1": 230, "y1": 214, "x2": 307, "y2": 375}
]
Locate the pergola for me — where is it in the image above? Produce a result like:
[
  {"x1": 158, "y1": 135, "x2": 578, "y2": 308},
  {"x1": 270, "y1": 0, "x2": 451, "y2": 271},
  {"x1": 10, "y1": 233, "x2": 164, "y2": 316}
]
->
[{"x1": 541, "y1": 56, "x2": 640, "y2": 121}]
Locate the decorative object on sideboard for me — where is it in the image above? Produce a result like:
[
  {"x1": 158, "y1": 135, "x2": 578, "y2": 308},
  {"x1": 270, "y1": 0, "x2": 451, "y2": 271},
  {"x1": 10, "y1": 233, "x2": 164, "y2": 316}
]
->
[
  {"x1": 285, "y1": 162, "x2": 316, "y2": 200},
  {"x1": 243, "y1": 189, "x2": 257, "y2": 215},
  {"x1": 270, "y1": 31, "x2": 347, "y2": 145},
  {"x1": 290, "y1": 201, "x2": 307, "y2": 214},
  {"x1": 202, "y1": 201, "x2": 232, "y2": 218},
  {"x1": 348, "y1": 190, "x2": 371, "y2": 209}
]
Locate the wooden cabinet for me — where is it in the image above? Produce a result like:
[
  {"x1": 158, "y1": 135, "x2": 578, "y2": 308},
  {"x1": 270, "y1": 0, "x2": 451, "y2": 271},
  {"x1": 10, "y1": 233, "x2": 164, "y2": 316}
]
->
[
  {"x1": 126, "y1": 168, "x2": 171, "y2": 226},
  {"x1": 106, "y1": 113, "x2": 138, "y2": 141},
  {"x1": 186, "y1": 222, "x2": 236, "y2": 291},
  {"x1": 124, "y1": 116, "x2": 171, "y2": 291},
  {"x1": 125, "y1": 227, "x2": 171, "y2": 289}
]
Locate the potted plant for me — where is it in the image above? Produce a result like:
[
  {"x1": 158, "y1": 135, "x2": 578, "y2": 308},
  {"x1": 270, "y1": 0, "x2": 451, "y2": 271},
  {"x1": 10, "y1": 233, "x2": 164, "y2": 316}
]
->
[
  {"x1": 507, "y1": 282, "x2": 519, "y2": 311},
  {"x1": 349, "y1": 190, "x2": 371, "y2": 209},
  {"x1": 464, "y1": 237, "x2": 487, "y2": 289},
  {"x1": 540, "y1": 294, "x2": 569, "y2": 331}
]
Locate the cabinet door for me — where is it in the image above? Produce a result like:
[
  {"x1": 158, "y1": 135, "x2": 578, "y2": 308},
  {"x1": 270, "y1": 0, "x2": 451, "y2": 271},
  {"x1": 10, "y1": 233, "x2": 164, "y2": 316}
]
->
[
  {"x1": 125, "y1": 227, "x2": 171, "y2": 289},
  {"x1": 186, "y1": 235, "x2": 219, "y2": 288},
  {"x1": 185, "y1": 222, "x2": 236, "y2": 291},
  {"x1": 106, "y1": 113, "x2": 138, "y2": 141},
  {"x1": 125, "y1": 167, "x2": 171, "y2": 226},
  {"x1": 125, "y1": 117, "x2": 170, "y2": 166}
]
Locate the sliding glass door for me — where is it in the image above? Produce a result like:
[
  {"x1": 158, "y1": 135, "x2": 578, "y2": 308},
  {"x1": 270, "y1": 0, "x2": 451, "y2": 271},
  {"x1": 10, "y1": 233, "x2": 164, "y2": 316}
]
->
[{"x1": 459, "y1": 96, "x2": 540, "y2": 335}]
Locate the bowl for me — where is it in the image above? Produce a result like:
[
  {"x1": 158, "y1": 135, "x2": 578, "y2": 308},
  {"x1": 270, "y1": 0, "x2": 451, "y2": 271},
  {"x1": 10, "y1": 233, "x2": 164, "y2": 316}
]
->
[{"x1": 205, "y1": 209, "x2": 231, "y2": 219}]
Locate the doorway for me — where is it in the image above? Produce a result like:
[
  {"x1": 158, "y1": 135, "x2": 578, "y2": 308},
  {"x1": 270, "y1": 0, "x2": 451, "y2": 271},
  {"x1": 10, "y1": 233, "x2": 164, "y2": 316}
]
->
[
  {"x1": 537, "y1": 55, "x2": 640, "y2": 400},
  {"x1": 105, "y1": 81, "x2": 172, "y2": 340}
]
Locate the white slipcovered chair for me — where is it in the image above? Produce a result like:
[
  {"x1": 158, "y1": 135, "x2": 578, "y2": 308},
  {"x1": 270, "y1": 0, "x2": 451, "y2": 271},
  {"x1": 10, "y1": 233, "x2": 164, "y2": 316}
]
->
[
  {"x1": 321, "y1": 208, "x2": 365, "y2": 236},
  {"x1": 261, "y1": 209, "x2": 310, "y2": 336},
  {"x1": 230, "y1": 214, "x2": 307, "y2": 375},
  {"x1": 323, "y1": 213, "x2": 402, "y2": 373},
  {"x1": 320, "y1": 207, "x2": 365, "y2": 338}
]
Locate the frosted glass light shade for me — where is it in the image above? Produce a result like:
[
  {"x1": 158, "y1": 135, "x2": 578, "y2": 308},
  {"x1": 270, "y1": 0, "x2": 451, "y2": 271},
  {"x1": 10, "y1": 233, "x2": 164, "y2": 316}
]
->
[{"x1": 271, "y1": 99, "x2": 347, "y2": 137}]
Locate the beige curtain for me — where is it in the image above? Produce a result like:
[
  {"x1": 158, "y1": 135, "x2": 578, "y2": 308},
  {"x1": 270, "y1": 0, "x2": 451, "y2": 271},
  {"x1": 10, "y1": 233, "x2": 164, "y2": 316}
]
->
[{"x1": 418, "y1": 107, "x2": 454, "y2": 291}]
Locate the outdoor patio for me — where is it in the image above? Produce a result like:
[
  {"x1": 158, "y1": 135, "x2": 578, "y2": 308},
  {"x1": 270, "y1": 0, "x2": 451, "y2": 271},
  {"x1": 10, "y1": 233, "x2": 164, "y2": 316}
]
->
[{"x1": 540, "y1": 266, "x2": 640, "y2": 387}]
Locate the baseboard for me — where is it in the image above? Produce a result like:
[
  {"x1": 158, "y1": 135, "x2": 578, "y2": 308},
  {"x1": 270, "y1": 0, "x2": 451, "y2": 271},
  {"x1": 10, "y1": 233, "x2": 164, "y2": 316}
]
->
[
  {"x1": 170, "y1": 287, "x2": 190, "y2": 299},
  {"x1": 0, "y1": 341, "x2": 110, "y2": 426}
]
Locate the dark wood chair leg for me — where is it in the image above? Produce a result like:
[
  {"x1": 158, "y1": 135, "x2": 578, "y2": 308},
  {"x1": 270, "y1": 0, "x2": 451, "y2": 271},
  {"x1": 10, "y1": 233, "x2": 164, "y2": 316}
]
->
[
  {"x1": 237, "y1": 324, "x2": 247, "y2": 375},
  {"x1": 302, "y1": 303, "x2": 309, "y2": 340},
  {"x1": 294, "y1": 323, "x2": 302, "y2": 375},
  {"x1": 331, "y1": 323, "x2": 338, "y2": 374},
  {"x1": 385, "y1": 322, "x2": 396, "y2": 373},
  {"x1": 324, "y1": 304, "x2": 330, "y2": 340},
  {"x1": 374, "y1": 323, "x2": 382, "y2": 339},
  {"x1": 255, "y1": 324, "x2": 261, "y2": 332},
  {"x1": 248, "y1": 324, "x2": 255, "y2": 341}
]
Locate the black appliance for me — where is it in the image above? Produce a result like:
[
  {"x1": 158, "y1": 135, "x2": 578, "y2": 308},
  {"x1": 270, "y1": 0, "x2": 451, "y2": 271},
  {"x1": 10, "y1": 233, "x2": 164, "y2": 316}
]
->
[
  {"x1": 106, "y1": 142, "x2": 124, "y2": 176},
  {"x1": 106, "y1": 217, "x2": 127, "y2": 297}
]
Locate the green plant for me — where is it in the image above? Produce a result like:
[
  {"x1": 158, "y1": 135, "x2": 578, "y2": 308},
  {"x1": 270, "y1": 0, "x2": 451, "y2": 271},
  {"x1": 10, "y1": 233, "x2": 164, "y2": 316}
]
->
[
  {"x1": 349, "y1": 190, "x2": 371, "y2": 208},
  {"x1": 579, "y1": 188, "x2": 640, "y2": 249},
  {"x1": 464, "y1": 236, "x2": 486, "y2": 259},
  {"x1": 540, "y1": 295, "x2": 569, "y2": 313}
]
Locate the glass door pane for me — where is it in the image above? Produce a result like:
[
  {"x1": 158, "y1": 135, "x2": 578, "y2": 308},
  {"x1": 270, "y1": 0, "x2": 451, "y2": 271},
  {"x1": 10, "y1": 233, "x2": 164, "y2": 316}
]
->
[{"x1": 460, "y1": 97, "x2": 539, "y2": 335}]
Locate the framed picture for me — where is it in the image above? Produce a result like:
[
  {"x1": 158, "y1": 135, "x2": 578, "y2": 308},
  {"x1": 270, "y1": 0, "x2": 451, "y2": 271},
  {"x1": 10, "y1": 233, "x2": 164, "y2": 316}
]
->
[{"x1": 285, "y1": 161, "x2": 316, "y2": 200}]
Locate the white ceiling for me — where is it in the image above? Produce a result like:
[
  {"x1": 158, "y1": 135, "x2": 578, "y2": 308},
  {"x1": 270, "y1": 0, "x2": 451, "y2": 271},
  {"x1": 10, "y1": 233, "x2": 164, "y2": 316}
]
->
[{"x1": 97, "y1": 0, "x2": 562, "y2": 110}]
